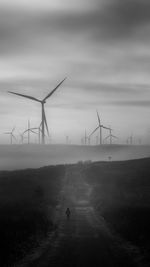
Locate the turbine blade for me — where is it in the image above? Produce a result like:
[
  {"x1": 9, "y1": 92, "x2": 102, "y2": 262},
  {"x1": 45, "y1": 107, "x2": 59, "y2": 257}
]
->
[
  {"x1": 8, "y1": 91, "x2": 41, "y2": 103},
  {"x1": 101, "y1": 125, "x2": 110, "y2": 130},
  {"x1": 89, "y1": 126, "x2": 100, "y2": 137},
  {"x1": 43, "y1": 77, "x2": 67, "y2": 102},
  {"x1": 111, "y1": 135, "x2": 118, "y2": 139},
  {"x1": 104, "y1": 135, "x2": 110, "y2": 140},
  {"x1": 12, "y1": 134, "x2": 17, "y2": 141},
  {"x1": 43, "y1": 107, "x2": 49, "y2": 136},
  {"x1": 29, "y1": 127, "x2": 38, "y2": 131},
  {"x1": 23, "y1": 128, "x2": 38, "y2": 134},
  {"x1": 30, "y1": 130, "x2": 38, "y2": 135},
  {"x1": 25, "y1": 129, "x2": 29, "y2": 134},
  {"x1": 12, "y1": 126, "x2": 15, "y2": 133},
  {"x1": 23, "y1": 129, "x2": 29, "y2": 134},
  {"x1": 96, "y1": 110, "x2": 101, "y2": 126}
]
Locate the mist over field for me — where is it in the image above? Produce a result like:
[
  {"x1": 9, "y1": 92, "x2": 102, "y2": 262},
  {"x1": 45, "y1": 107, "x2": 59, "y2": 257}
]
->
[{"x1": 0, "y1": 144, "x2": 150, "y2": 170}]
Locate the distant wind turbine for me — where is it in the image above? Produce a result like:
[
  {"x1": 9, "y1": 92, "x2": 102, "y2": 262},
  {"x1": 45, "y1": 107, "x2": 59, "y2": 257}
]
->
[
  {"x1": 4, "y1": 127, "x2": 16, "y2": 144},
  {"x1": 8, "y1": 77, "x2": 67, "y2": 144},
  {"x1": 30, "y1": 122, "x2": 43, "y2": 144},
  {"x1": 84, "y1": 130, "x2": 88, "y2": 145},
  {"x1": 89, "y1": 111, "x2": 110, "y2": 145},
  {"x1": 23, "y1": 121, "x2": 38, "y2": 144},
  {"x1": 104, "y1": 128, "x2": 118, "y2": 145},
  {"x1": 88, "y1": 136, "x2": 91, "y2": 145},
  {"x1": 130, "y1": 135, "x2": 133, "y2": 145},
  {"x1": 19, "y1": 132, "x2": 25, "y2": 144},
  {"x1": 126, "y1": 135, "x2": 133, "y2": 145}
]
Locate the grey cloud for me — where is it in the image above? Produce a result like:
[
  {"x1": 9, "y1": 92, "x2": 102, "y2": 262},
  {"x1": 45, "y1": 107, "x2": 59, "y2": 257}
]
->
[
  {"x1": 66, "y1": 81, "x2": 149, "y2": 95},
  {"x1": 46, "y1": 0, "x2": 150, "y2": 40},
  {"x1": 109, "y1": 100, "x2": 150, "y2": 107},
  {"x1": 49, "y1": 97, "x2": 150, "y2": 110},
  {"x1": 1, "y1": 0, "x2": 150, "y2": 56},
  {"x1": 49, "y1": 100, "x2": 111, "y2": 110},
  {"x1": 0, "y1": 79, "x2": 148, "y2": 98},
  {"x1": 100, "y1": 0, "x2": 150, "y2": 36}
]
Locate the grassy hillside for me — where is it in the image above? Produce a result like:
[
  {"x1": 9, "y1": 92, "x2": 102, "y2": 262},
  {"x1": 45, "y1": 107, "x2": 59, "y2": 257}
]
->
[
  {"x1": 83, "y1": 158, "x2": 150, "y2": 263},
  {"x1": 0, "y1": 165, "x2": 65, "y2": 266}
]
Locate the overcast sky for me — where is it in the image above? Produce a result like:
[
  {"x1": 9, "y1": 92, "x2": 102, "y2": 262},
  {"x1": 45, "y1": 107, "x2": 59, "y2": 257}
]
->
[{"x1": 0, "y1": 0, "x2": 150, "y2": 144}]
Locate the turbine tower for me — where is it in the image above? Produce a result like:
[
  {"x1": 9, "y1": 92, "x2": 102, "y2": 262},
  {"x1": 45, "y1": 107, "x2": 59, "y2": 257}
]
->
[
  {"x1": 19, "y1": 132, "x2": 26, "y2": 144},
  {"x1": 104, "y1": 128, "x2": 118, "y2": 145},
  {"x1": 89, "y1": 111, "x2": 110, "y2": 145},
  {"x1": 88, "y1": 136, "x2": 91, "y2": 145},
  {"x1": 8, "y1": 78, "x2": 67, "y2": 144},
  {"x1": 4, "y1": 127, "x2": 16, "y2": 144},
  {"x1": 130, "y1": 135, "x2": 133, "y2": 145}
]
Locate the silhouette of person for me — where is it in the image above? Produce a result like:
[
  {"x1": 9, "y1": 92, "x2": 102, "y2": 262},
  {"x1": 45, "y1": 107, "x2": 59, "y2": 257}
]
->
[{"x1": 65, "y1": 208, "x2": 71, "y2": 219}]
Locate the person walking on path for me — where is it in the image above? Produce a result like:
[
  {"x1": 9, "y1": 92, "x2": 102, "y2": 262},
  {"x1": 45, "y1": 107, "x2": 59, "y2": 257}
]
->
[{"x1": 65, "y1": 208, "x2": 71, "y2": 219}]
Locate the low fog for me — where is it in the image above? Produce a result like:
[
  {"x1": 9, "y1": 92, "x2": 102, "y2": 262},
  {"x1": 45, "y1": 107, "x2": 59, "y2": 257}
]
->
[{"x1": 0, "y1": 144, "x2": 150, "y2": 170}]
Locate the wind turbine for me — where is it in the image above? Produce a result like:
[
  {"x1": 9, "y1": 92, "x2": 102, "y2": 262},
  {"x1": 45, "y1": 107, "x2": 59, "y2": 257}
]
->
[
  {"x1": 84, "y1": 130, "x2": 87, "y2": 145},
  {"x1": 19, "y1": 131, "x2": 28, "y2": 144},
  {"x1": 104, "y1": 127, "x2": 118, "y2": 145},
  {"x1": 126, "y1": 135, "x2": 133, "y2": 145},
  {"x1": 8, "y1": 77, "x2": 67, "y2": 144},
  {"x1": 88, "y1": 136, "x2": 91, "y2": 145},
  {"x1": 19, "y1": 132, "x2": 25, "y2": 144},
  {"x1": 89, "y1": 111, "x2": 110, "y2": 145},
  {"x1": 4, "y1": 127, "x2": 16, "y2": 144},
  {"x1": 30, "y1": 122, "x2": 43, "y2": 144},
  {"x1": 83, "y1": 130, "x2": 91, "y2": 145},
  {"x1": 130, "y1": 135, "x2": 133, "y2": 145},
  {"x1": 23, "y1": 121, "x2": 38, "y2": 144},
  {"x1": 84, "y1": 130, "x2": 89, "y2": 145}
]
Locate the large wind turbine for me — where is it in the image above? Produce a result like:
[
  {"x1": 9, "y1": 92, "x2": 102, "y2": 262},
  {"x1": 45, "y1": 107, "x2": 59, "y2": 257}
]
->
[
  {"x1": 89, "y1": 111, "x2": 110, "y2": 145},
  {"x1": 104, "y1": 127, "x2": 118, "y2": 145},
  {"x1": 8, "y1": 78, "x2": 67, "y2": 144},
  {"x1": 4, "y1": 127, "x2": 16, "y2": 144}
]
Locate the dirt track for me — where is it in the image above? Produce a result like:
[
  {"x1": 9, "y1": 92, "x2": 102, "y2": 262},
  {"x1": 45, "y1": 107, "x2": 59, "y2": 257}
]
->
[{"x1": 21, "y1": 165, "x2": 139, "y2": 267}]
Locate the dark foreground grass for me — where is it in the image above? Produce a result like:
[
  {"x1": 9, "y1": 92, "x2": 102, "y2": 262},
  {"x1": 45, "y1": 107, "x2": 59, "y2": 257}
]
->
[
  {"x1": 83, "y1": 158, "x2": 150, "y2": 263},
  {"x1": 0, "y1": 165, "x2": 65, "y2": 266}
]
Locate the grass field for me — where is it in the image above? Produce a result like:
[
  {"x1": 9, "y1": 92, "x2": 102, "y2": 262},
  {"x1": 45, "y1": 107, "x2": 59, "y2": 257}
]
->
[
  {"x1": 0, "y1": 165, "x2": 65, "y2": 266},
  {"x1": 83, "y1": 158, "x2": 150, "y2": 264}
]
